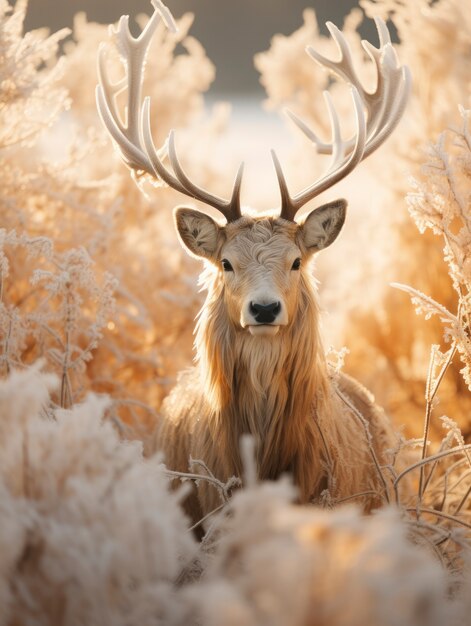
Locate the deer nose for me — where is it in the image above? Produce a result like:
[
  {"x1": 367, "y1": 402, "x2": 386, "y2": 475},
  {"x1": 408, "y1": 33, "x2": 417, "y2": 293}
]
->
[{"x1": 249, "y1": 301, "x2": 281, "y2": 324}]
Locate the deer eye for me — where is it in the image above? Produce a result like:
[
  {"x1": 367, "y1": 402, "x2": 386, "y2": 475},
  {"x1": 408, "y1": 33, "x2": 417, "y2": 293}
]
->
[
  {"x1": 221, "y1": 259, "x2": 233, "y2": 272},
  {"x1": 291, "y1": 258, "x2": 301, "y2": 271}
]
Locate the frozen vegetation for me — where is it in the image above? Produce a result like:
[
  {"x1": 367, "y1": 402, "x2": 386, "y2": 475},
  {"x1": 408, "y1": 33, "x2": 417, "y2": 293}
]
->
[{"x1": 0, "y1": 0, "x2": 470, "y2": 623}]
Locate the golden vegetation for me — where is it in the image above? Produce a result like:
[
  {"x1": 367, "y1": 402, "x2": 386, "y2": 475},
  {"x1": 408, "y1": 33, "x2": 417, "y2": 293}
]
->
[
  {"x1": 256, "y1": 0, "x2": 471, "y2": 435},
  {"x1": 0, "y1": 0, "x2": 470, "y2": 623}
]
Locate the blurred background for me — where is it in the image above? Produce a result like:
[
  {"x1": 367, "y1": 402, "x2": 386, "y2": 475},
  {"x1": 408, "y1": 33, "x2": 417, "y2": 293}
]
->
[
  {"x1": 19, "y1": 0, "x2": 470, "y2": 438},
  {"x1": 25, "y1": 0, "x2": 384, "y2": 214},
  {"x1": 25, "y1": 0, "x2": 370, "y2": 96}
]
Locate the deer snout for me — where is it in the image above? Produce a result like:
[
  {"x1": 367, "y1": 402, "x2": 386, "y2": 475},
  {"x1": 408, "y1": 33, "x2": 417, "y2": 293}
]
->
[
  {"x1": 249, "y1": 301, "x2": 281, "y2": 324},
  {"x1": 240, "y1": 292, "x2": 288, "y2": 334}
]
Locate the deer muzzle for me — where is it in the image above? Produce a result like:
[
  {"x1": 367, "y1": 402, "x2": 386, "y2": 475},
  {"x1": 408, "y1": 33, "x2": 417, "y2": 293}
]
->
[{"x1": 241, "y1": 294, "x2": 288, "y2": 336}]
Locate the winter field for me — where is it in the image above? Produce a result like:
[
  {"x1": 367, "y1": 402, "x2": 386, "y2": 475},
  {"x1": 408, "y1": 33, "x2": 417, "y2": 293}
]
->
[{"x1": 1, "y1": 0, "x2": 471, "y2": 623}]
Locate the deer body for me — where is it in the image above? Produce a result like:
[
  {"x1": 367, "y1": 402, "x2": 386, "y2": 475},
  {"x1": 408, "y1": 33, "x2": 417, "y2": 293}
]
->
[
  {"x1": 154, "y1": 214, "x2": 393, "y2": 519},
  {"x1": 97, "y1": 1, "x2": 410, "y2": 521}
]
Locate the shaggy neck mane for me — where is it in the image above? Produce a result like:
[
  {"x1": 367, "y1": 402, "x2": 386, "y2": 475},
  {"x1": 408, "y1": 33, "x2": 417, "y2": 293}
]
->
[{"x1": 195, "y1": 265, "x2": 331, "y2": 500}]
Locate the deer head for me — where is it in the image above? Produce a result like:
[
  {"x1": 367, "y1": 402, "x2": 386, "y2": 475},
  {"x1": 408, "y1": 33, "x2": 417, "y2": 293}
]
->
[
  {"x1": 96, "y1": 0, "x2": 410, "y2": 339},
  {"x1": 174, "y1": 203, "x2": 346, "y2": 337}
]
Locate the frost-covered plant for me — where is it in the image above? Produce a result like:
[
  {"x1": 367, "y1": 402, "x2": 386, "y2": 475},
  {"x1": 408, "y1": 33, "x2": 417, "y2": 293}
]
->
[
  {"x1": 0, "y1": 365, "x2": 196, "y2": 626},
  {"x1": 341, "y1": 0, "x2": 471, "y2": 433},
  {"x1": 403, "y1": 108, "x2": 471, "y2": 390},
  {"x1": 1, "y1": 1, "x2": 471, "y2": 623},
  {"x1": 378, "y1": 108, "x2": 471, "y2": 544},
  {"x1": 0, "y1": 0, "x2": 228, "y2": 427},
  {"x1": 1, "y1": 369, "x2": 469, "y2": 626},
  {"x1": 0, "y1": 231, "x2": 116, "y2": 408},
  {"x1": 182, "y1": 453, "x2": 467, "y2": 626},
  {"x1": 256, "y1": 0, "x2": 471, "y2": 434},
  {"x1": 0, "y1": 0, "x2": 70, "y2": 149}
]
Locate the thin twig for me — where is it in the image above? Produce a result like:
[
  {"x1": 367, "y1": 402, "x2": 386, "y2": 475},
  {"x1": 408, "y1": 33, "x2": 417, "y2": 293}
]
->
[
  {"x1": 406, "y1": 507, "x2": 471, "y2": 530},
  {"x1": 419, "y1": 343, "x2": 457, "y2": 499},
  {"x1": 335, "y1": 387, "x2": 390, "y2": 503},
  {"x1": 394, "y1": 444, "x2": 471, "y2": 494},
  {"x1": 334, "y1": 490, "x2": 381, "y2": 505},
  {"x1": 188, "y1": 502, "x2": 226, "y2": 533},
  {"x1": 454, "y1": 483, "x2": 471, "y2": 515},
  {"x1": 421, "y1": 431, "x2": 455, "y2": 497},
  {"x1": 419, "y1": 346, "x2": 436, "y2": 498},
  {"x1": 164, "y1": 467, "x2": 241, "y2": 504}
]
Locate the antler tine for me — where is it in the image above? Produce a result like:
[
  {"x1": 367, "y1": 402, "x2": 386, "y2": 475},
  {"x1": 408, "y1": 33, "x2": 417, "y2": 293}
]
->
[
  {"x1": 141, "y1": 98, "x2": 244, "y2": 221},
  {"x1": 276, "y1": 86, "x2": 366, "y2": 221},
  {"x1": 96, "y1": 3, "x2": 173, "y2": 176},
  {"x1": 229, "y1": 161, "x2": 245, "y2": 221},
  {"x1": 286, "y1": 109, "x2": 331, "y2": 156},
  {"x1": 167, "y1": 132, "x2": 243, "y2": 222},
  {"x1": 308, "y1": 22, "x2": 366, "y2": 98},
  {"x1": 141, "y1": 97, "x2": 189, "y2": 195},
  {"x1": 296, "y1": 17, "x2": 410, "y2": 159},
  {"x1": 97, "y1": 0, "x2": 244, "y2": 224},
  {"x1": 276, "y1": 17, "x2": 410, "y2": 221}
]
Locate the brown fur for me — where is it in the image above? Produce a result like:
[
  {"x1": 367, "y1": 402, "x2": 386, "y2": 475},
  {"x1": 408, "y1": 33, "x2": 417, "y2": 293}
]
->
[{"x1": 151, "y1": 213, "x2": 393, "y2": 521}]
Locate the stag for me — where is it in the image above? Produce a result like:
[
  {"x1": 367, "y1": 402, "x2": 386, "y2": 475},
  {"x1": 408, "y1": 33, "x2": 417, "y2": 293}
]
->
[{"x1": 97, "y1": 0, "x2": 411, "y2": 521}]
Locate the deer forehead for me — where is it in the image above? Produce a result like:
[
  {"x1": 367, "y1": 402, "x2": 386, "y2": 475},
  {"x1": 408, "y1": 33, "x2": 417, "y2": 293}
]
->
[{"x1": 222, "y1": 218, "x2": 300, "y2": 268}]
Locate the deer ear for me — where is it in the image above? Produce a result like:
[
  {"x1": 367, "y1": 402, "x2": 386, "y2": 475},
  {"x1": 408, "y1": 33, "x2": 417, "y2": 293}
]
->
[
  {"x1": 299, "y1": 199, "x2": 347, "y2": 252},
  {"x1": 174, "y1": 207, "x2": 222, "y2": 260}
]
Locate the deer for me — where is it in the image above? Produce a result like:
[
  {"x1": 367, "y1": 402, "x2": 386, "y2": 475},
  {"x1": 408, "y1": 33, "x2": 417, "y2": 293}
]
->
[{"x1": 96, "y1": 0, "x2": 411, "y2": 523}]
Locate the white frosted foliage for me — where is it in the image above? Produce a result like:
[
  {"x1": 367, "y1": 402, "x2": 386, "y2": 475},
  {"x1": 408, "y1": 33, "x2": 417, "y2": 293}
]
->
[{"x1": 0, "y1": 366, "x2": 196, "y2": 625}]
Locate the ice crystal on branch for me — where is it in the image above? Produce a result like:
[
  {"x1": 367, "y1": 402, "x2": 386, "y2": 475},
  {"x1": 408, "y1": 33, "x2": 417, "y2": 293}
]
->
[
  {"x1": 406, "y1": 108, "x2": 471, "y2": 391},
  {"x1": 0, "y1": 231, "x2": 117, "y2": 406},
  {"x1": 0, "y1": 0, "x2": 227, "y2": 426},
  {"x1": 0, "y1": 0, "x2": 70, "y2": 149}
]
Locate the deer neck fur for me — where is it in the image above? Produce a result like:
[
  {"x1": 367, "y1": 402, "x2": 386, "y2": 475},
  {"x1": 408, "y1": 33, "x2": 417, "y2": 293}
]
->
[{"x1": 194, "y1": 266, "x2": 330, "y2": 500}]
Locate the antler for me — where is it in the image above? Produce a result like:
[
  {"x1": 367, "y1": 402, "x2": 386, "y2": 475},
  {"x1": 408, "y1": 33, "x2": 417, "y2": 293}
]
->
[
  {"x1": 273, "y1": 18, "x2": 411, "y2": 222},
  {"x1": 96, "y1": 0, "x2": 244, "y2": 223}
]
